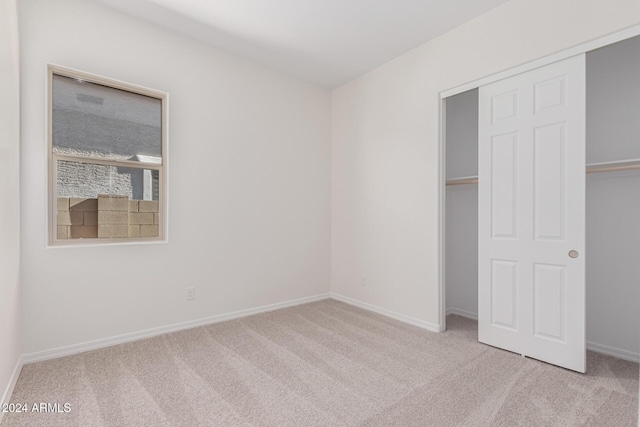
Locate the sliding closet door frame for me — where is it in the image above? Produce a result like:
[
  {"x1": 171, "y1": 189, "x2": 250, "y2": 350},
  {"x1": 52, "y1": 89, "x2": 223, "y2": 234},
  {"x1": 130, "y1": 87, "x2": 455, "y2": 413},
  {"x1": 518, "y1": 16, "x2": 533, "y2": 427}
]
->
[
  {"x1": 437, "y1": 23, "x2": 640, "y2": 332},
  {"x1": 438, "y1": 100, "x2": 448, "y2": 331}
]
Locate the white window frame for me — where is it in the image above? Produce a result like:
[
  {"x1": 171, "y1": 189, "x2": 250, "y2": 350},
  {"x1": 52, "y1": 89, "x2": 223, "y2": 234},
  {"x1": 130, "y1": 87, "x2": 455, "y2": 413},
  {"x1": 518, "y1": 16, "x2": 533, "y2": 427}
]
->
[{"x1": 47, "y1": 64, "x2": 168, "y2": 246}]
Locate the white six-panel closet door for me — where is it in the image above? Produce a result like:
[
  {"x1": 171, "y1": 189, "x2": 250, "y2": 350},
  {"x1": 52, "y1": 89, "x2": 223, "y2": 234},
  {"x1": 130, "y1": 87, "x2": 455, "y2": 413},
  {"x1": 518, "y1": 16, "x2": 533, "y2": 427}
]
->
[{"x1": 478, "y1": 54, "x2": 586, "y2": 373}]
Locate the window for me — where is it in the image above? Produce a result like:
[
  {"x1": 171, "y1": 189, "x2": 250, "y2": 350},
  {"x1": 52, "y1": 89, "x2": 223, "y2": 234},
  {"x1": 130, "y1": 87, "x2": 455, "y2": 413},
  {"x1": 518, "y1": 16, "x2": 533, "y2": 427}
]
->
[{"x1": 48, "y1": 65, "x2": 167, "y2": 244}]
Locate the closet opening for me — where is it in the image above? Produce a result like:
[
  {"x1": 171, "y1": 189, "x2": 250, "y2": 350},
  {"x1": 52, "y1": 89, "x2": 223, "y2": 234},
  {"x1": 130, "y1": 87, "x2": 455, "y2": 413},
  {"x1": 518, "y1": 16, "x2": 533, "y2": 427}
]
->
[{"x1": 440, "y1": 34, "x2": 640, "y2": 366}]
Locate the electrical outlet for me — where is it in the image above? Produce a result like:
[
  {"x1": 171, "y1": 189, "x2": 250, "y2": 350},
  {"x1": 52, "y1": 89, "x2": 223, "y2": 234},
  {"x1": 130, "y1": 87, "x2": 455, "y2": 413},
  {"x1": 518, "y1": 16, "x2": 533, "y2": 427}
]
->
[
  {"x1": 186, "y1": 287, "x2": 195, "y2": 300},
  {"x1": 361, "y1": 276, "x2": 367, "y2": 287}
]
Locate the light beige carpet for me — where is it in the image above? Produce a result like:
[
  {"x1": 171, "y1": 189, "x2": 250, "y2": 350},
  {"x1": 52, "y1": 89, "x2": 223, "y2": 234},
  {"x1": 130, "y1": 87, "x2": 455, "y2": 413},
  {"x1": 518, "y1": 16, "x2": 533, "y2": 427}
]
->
[{"x1": 2, "y1": 299, "x2": 638, "y2": 426}]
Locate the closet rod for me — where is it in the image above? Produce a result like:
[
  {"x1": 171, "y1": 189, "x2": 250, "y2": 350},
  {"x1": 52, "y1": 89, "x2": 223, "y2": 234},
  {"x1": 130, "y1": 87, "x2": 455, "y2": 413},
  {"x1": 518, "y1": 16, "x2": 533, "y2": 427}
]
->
[
  {"x1": 586, "y1": 161, "x2": 640, "y2": 174},
  {"x1": 446, "y1": 178, "x2": 479, "y2": 186},
  {"x1": 446, "y1": 161, "x2": 640, "y2": 186}
]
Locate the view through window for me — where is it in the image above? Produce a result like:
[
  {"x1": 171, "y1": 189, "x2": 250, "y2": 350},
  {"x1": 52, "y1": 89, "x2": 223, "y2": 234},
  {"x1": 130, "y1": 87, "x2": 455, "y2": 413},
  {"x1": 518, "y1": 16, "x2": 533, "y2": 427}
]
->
[{"x1": 49, "y1": 66, "x2": 166, "y2": 243}]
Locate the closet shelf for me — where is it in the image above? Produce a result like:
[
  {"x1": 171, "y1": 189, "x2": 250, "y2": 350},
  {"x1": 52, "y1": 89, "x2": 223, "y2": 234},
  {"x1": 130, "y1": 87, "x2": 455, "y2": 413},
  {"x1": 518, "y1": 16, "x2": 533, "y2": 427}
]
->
[{"x1": 586, "y1": 159, "x2": 640, "y2": 174}]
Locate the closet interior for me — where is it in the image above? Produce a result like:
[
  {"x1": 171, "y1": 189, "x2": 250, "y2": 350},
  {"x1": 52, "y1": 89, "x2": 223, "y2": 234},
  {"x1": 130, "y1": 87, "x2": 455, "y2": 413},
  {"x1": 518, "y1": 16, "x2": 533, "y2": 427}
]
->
[{"x1": 444, "y1": 35, "x2": 640, "y2": 363}]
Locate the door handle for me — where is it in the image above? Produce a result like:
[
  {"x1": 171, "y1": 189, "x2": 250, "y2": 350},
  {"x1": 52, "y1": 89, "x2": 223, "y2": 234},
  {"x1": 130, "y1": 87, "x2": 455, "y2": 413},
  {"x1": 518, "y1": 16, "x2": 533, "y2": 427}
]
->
[{"x1": 568, "y1": 250, "x2": 579, "y2": 259}]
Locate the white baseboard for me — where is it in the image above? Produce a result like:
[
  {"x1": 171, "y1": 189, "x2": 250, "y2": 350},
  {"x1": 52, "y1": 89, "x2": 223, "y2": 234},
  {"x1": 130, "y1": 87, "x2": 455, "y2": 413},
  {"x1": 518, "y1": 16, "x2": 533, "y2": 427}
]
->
[
  {"x1": 445, "y1": 308, "x2": 639, "y2": 363},
  {"x1": 0, "y1": 355, "x2": 25, "y2": 424},
  {"x1": 446, "y1": 307, "x2": 478, "y2": 320},
  {"x1": 586, "y1": 341, "x2": 640, "y2": 363},
  {"x1": 21, "y1": 293, "x2": 331, "y2": 365},
  {"x1": 12, "y1": 290, "x2": 638, "y2": 408},
  {"x1": 330, "y1": 293, "x2": 442, "y2": 332}
]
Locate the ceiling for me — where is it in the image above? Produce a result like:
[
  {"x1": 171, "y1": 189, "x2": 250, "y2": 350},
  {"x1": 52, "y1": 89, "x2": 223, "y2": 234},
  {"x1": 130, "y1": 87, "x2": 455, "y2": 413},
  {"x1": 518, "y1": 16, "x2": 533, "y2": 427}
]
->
[{"x1": 95, "y1": 0, "x2": 511, "y2": 89}]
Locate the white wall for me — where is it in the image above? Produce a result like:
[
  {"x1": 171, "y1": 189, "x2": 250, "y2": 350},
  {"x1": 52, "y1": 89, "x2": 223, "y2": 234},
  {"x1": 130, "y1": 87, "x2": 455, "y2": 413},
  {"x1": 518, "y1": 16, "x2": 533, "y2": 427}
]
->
[
  {"x1": 445, "y1": 185, "x2": 478, "y2": 318},
  {"x1": 0, "y1": 0, "x2": 21, "y2": 410},
  {"x1": 586, "y1": 171, "x2": 640, "y2": 357},
  {"x1": 331, "y1": 0, "x2": 640, "y2": 327},
  {"x1": 586, "y1": 35, "x2": 640, "y2": 164},
  {"x1": 20, "y1": 0, "x2": 331, "y2": 355},
  {"x1": 445, "y1": 90, "x2": 478, "y2": 319},
  {"x1": 445, "y1": 90, "x2": 478, "y2": 180},
  {"x1": 585, "y1": 36, "x2": 640, "y2": 358}
]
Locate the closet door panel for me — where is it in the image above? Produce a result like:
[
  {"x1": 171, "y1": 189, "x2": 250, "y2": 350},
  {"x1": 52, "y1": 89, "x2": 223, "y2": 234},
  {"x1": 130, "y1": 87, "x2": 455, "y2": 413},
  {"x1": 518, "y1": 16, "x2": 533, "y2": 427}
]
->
[
  {"x1": 491, "y1": 259, "x2": 519, "y2": 330},
  {"x1": 479, "y1": 54, "x2": 585, "y2": 373},
  {"x1": 533, "y1": 263, "x2": 566, "y2": 342},
  {"x1": 491, "y1": 90, "x2": 518, "y2": 123},
  {"x1": 534, "y1": 76, "x2": 566, "y2": 113},
  {"x1": 527, "y1": 55, "x2": 586, "y2": 372},
  {"x1": 533, "y1": 123, "x2": 565, "y2": 241},
  {"x1": 478, "y1": 76, "x2": 528, "y2": 357},
  {"x1": 491, "y1": 133, "x2": 518, "y2": 239}
]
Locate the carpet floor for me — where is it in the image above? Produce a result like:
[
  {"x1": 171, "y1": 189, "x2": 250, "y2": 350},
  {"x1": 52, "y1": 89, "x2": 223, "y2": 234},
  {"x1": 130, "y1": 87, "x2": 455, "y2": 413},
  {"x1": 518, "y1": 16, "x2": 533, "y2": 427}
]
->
[{"x1": 2, "y1": 299, "x2": 638, "y2": 426}]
